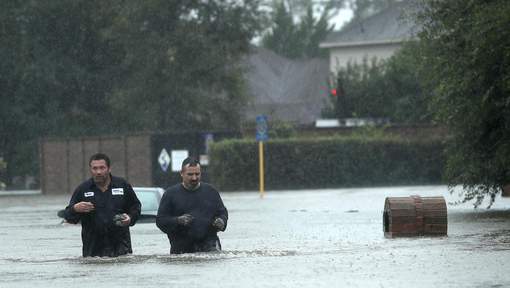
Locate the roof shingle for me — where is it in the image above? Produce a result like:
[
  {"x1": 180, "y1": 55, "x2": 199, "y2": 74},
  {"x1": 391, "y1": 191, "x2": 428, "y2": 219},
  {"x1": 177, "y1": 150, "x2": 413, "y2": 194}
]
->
[{"x1": 321, "y1": 2, "x2": 419, "y2": 48}]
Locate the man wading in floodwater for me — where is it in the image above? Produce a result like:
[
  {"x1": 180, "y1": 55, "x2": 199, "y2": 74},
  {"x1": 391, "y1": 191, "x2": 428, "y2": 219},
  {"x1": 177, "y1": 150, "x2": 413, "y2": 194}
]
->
[
  {"x1": 63, "y1": 153, "x2": 141, "y2": 257},
  {"x1": 156, "y1": 157, "x2": 228, "y2": 254}
]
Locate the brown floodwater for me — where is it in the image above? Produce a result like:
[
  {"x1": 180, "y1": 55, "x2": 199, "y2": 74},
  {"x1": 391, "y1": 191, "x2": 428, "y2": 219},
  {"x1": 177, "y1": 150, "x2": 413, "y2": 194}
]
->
[{"x1": 1, "y1": 186, "x2": 509, "y2": 288}]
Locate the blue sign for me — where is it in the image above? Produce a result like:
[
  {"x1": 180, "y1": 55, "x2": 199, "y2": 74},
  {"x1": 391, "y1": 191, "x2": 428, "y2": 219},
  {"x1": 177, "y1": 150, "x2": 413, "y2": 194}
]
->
[{"x1": 256, "y1": 115, "x2": 269, "y2": 142}]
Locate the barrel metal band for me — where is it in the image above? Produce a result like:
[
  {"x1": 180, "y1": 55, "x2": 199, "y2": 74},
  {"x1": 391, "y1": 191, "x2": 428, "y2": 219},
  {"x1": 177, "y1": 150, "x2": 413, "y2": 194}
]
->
[{"x1": 411, "y1": 195, "x2": 424, "y2": 235}]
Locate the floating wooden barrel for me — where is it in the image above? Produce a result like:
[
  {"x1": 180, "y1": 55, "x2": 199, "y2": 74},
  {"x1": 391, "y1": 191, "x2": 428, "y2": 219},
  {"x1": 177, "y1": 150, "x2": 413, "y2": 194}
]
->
[
  {"x1": 502, "y1": 184, "x2": 510, "y2": 197},
  {"x1": 383, "y1": 195, "x2": 447, "y2": 238}
]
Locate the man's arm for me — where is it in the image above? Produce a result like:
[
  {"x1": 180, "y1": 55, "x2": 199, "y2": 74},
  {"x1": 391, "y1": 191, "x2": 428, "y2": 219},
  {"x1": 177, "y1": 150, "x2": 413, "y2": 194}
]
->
[
  {"x1": 213, "y1": 190, "x2": 228, "y2": 231},
  {"x1": 124, "y1": 183, "x2": 141, "y2": 226},
  {"x1": 63, "y1": 187, "x2": 85, "y2": 224},
  {"x1": 156, "y1": 191, "x2": 181, "y2": 234}
]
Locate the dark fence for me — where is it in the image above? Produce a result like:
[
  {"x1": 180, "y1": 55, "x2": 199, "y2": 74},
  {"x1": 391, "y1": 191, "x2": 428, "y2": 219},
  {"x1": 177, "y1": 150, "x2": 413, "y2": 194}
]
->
[
  {"x1": 40, "y1": 135, "x2": 152, "y2": 195},
  {"x1": 39, "y1": 132, "x2": 239, "y2": 194}
]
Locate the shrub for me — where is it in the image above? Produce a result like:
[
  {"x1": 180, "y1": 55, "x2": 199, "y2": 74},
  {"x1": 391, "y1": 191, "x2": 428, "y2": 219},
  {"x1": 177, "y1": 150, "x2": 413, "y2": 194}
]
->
[{"x1": 209, "y1": 135, "x2": 445, "y2": 191}]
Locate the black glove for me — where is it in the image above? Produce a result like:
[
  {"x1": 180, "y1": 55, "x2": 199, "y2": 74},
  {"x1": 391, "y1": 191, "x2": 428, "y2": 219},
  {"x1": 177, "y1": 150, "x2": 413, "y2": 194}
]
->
[
  {"x1": 176, "y1": 214, "x2": 194, "y2": 226},
  {"x1": 113, "y1": 214, "x2": 127, "y2": 226},
  {"x1": 212, "y1": 217, "x2": 225, "y2": 230}
]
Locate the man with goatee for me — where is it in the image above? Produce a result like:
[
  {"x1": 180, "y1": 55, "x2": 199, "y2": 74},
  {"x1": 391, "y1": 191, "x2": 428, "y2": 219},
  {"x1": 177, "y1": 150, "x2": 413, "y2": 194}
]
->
[
  {"x1": 157, "y1": 157, "x2": 228, "y2": 254},
  {"x1": 64, "y1": 153, "x2": 141, "y2": 257}
]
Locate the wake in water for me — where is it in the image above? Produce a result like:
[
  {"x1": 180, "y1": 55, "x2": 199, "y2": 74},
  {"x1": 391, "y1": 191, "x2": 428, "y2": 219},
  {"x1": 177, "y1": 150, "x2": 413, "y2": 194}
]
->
[{"x1": 2, "y1": 249, "x2": 298, "y2": 265}]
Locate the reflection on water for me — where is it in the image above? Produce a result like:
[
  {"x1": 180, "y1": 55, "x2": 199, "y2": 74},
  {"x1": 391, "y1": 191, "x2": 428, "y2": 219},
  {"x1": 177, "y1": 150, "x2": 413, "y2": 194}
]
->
[{"x1": 1, "y1": 187, "x2": 510, "y2": 288}]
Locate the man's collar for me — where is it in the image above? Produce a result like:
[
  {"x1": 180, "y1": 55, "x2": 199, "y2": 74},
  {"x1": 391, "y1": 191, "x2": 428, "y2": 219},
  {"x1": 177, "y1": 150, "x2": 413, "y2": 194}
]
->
[
  {"x1": 182, "y1": 182, "x2": 201, "y2": 191},
  {"x1": 90, "y1": 174, "x2": 113, "y2": 190}
]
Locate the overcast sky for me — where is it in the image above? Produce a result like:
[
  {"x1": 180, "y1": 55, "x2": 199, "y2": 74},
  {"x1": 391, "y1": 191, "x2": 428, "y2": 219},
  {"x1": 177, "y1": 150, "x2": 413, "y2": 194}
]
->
[{"x1": 330, "y1": 7, "x2": 353, "y2": 30}]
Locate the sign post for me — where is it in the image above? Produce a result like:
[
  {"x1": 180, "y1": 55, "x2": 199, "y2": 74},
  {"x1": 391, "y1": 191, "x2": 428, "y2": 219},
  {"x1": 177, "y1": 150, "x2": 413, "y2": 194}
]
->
[{"x1": 256, "y1": 115, "x2": 268, "y2": 198}]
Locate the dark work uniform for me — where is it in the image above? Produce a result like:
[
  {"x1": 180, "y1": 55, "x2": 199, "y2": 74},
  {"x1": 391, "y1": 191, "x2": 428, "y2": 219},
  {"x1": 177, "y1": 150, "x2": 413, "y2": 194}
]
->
[
  {"x1": 64, "y1": 175, "x2": 141, "y2": 257},
  {"x1": 156, "y1": 182, "x2": 228, "y2": 254}
]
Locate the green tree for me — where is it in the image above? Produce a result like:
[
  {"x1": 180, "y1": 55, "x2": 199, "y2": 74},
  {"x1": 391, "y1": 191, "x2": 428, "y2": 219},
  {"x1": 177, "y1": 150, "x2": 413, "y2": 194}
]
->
[
  {"x1": 0, "y1": 1, "x2": 51, "y2": 182},
  {"x1": 261, "y1": 1, "x2": 297, "y2": 57},
  {"x1": 261, "y1": 0, "x2": 338, "y2": 58},
  {"x1": 0, "y1": 157, "x2": 5, "y2": 189},
  {"x1": 0, "y1": 0, "x2": 262, "y2": 186},
  {"x1": 109, "y1": 0, "x2": 261, "y2": 132},
  {"x1": 21, "y1": 0, "x2": 123, "y2": 136},
  {"x1": 416, "y1": 0, "x2": 510, "y2": 207},
  {"x1": 0, "y1": 1, "x2": 125, "y2": 184},
  {"x1": 322, "y1": 42, "x2": 431, "y2": 124}
]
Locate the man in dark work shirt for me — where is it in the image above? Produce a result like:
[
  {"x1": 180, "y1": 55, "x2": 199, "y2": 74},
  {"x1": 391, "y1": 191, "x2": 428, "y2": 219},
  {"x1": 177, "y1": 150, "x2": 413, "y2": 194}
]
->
[
  {"x1": 63, "y1": 153, "x2": 141, "y2": 257},
  {"x1": 156, "y1": 157, "x2": 228, "y2": 254}
]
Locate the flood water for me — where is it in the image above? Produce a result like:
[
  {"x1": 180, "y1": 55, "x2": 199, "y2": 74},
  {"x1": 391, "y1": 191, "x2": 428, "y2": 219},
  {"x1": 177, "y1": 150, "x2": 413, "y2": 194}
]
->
[{"x1": 1, "y1": 186, "x2": 510, "y2": 288}]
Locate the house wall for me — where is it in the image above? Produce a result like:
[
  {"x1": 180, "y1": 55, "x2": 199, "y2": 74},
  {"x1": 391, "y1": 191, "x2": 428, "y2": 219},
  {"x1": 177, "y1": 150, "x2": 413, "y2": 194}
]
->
[{"x1": 328, "y1": 42, "x2": 402, "y2": 74}]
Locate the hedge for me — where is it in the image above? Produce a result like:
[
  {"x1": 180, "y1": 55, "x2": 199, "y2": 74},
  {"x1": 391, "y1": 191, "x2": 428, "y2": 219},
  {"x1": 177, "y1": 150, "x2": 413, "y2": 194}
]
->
[{"x1": 208, "y1": 136, "x2": 446, "y2": 191}]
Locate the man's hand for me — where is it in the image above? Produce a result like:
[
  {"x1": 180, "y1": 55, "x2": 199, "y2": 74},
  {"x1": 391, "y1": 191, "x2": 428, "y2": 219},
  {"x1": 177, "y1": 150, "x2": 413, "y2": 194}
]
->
[
  {"x1": 73, "y1": 202, "x2": 95, "y2": 213},
  {"x1": 120, "y1": 213, "x2": 131, "y2": 226},
  {"x1": 212, "y1": 217, "x2": 225, "y2": 231},
  {"x1": 176, "y1": 214, "x2": 194, "y2": 226},
  {"x1": 113, "y1": 213, "x2": 131, "y2": 227}
]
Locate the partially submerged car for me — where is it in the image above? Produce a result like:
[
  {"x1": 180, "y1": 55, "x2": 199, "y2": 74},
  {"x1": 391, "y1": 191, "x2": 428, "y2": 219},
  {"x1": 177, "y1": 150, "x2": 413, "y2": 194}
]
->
[
  {"x1": 57, "y1": 187, "x2": 165, "y2": 223},
  {"x1": 134, "y1": 187, "x2": 165, "y2": 222}
]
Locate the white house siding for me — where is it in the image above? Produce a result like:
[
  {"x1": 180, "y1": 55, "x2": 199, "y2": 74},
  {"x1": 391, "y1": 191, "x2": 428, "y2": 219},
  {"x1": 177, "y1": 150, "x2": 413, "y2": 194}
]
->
[
  {"x1": 328, "y1": 42, "x2": 402, "y2": 74},
  {"x1": 321, "y1": 2, "x2": 419, "y2": 75}
]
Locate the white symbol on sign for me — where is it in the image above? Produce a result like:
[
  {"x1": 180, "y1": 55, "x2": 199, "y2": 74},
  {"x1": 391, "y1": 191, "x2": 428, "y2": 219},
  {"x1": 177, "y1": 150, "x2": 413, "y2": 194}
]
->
[{"x1": 158, "y1": 148, "x2": 171, "y2": 172}]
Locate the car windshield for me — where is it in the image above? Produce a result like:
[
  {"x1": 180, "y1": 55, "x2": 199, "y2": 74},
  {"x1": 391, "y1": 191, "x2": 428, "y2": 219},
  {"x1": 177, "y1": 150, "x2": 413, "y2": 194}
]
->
[{"x1": 136, "y1": 190, "x2": 159, "y2": 211}]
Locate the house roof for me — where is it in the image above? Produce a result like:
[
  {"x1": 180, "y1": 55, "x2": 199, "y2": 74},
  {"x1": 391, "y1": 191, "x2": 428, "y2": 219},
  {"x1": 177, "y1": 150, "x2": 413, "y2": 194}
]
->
[
  {"x1": 320, "y1": 1, "x2": 419, "y2": 48},
  {"x1": 243, "y1": 47, "x2": 330, "y2": 124}
]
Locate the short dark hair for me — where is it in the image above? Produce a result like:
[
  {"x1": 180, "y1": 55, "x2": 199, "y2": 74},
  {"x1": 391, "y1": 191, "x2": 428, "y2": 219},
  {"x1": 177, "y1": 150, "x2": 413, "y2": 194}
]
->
[
  {"x1": 89, "y1": 153, "x2": 111, "y2": 167},
  {"x1": 181, "y1": 157, "x2": 200, "y2": 170}
]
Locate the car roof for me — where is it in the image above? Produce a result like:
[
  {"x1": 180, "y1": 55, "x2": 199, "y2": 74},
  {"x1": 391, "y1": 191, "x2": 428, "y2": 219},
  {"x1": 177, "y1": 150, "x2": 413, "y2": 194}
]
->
[{"x1": 133, "y1": 187, "x2": 165, "y2": 194}]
